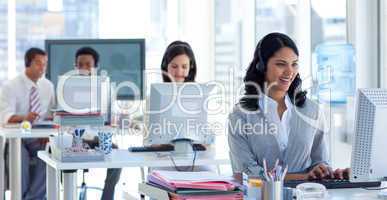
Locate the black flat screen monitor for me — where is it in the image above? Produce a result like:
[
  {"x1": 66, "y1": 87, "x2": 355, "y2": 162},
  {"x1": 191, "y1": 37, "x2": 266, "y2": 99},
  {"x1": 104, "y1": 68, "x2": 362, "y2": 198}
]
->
[{"x1": 45, "y1": 39, "x2": 145, "y2": 100}]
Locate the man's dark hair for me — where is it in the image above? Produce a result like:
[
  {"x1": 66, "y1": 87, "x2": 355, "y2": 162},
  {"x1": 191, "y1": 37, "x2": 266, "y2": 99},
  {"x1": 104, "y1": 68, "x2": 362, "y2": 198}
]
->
[
  {"x1": 160, "y1": 41, "x2": 197, "y2": 82},
  {"x1": 75, "y1": 46, "x2": 99, "y2": 68},
  {"x1": 24, "y1": 48, "x2": 46, "y2": 67}
]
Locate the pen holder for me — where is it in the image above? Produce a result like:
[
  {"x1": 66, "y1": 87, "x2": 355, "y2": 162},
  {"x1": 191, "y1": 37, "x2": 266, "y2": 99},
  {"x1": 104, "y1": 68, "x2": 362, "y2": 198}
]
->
[
  {"x1": 97, "y1": 131, "x2": 113, "y2": 156},
  {"x1": 262, "y1": 180, "x2": 283, "y2": 200}
]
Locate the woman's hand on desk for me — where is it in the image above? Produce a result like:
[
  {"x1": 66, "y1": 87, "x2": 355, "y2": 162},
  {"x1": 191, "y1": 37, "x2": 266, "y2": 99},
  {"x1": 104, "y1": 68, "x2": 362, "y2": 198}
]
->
[
  {"x1": 306, "y1": 163, "x2": 334, "y2": 180},
  {"x1": 305, "y1": 164, "x2": 350, "y2": 180},
  {"x1": 284, "y1": 163, "x2": 336, "y2": 180},
  {"x1": 285, "y1": 165, "x2": 351, "y2": 180},
  {"x1": 333, "y1": 168, "x2": 350, "y2": 179},
  {"x1": 284, "y1": 173, "x2": 309, "y2": 180}
]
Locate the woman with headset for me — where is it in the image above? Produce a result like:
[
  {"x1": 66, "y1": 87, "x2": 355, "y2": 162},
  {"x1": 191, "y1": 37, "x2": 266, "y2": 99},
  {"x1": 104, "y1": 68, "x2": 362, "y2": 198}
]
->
[
  {"x1": 228, "y1": 32, "x2": 348, "y2": 180},
  {"x1": 160, "y1": 40, "x2": 197, "y2": 83},
  {"x1": 144, "y1": 40, "x2": 213, "y2": 172}
]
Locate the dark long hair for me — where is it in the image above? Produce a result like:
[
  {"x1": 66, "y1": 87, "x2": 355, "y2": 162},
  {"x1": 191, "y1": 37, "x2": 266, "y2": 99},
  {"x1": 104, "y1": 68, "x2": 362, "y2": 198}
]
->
[
  {"x1": 240, "y1": 32, "x2": 307, "y2": 111},
  {"x1": 161, "y1": 41, "x2": 197, "y2": 82}
]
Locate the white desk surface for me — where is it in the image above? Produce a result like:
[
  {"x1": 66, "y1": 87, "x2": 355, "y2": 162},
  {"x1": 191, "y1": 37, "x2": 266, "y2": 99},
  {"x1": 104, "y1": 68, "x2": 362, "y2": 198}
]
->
[
  {"x1": 327, "y1": 187, "x2": 385, "y2": 200},
  {"x1": 0, "y1": 127, "x2": 59, "y2": 200},
  {"x1": 0, "y1": 127, "x2": 58, "y2": 138},
  {"x1": 39, "y1": 149, "x2": 387, "y2": 200},
  {"x1": 38, "y1": 149, "x2": 230, "y2": 170}
]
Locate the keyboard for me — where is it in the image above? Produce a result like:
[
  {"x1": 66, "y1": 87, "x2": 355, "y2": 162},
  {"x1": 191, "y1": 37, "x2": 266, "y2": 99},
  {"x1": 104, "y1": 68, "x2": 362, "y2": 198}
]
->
[
  {"x1": 284, "y1": 179, "x2": 381, "y2": 189},
  {"x1": 128, "y1": 144, "x2": 206, "y2": 152},
  {"x1": 129, "y1": 144, "x2": 174, "y2": 152}
]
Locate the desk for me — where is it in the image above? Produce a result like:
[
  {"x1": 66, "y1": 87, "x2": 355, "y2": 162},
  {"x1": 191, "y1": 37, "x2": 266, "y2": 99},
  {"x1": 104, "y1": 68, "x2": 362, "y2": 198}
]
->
[
  {"x1": 38, "y1": 149, "x2": 229, "y2": 200},
  {"x1": 140, "y1": 188, "x2": 384, "y2": 200},
  {"x1": 0, "y1": 128, "x2": 58, "y2": 200},
  {"x1": 327, "y1": 188, "x2": 383, "y2": 200},
  {"x1": 136, "y1": 182, "x2": 386, "y2": 200}
]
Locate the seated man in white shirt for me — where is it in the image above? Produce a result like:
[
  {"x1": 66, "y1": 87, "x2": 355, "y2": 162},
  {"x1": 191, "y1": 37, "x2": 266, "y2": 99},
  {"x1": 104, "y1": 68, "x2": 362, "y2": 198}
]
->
[{"x1": 0, "y1": 47, "x2": 55, "y2": 200}]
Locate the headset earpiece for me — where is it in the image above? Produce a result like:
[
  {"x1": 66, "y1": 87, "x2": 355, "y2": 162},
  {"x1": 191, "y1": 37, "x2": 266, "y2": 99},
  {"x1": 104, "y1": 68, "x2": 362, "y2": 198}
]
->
[
  {"x1": 255, "y1": 39, "x2": 265, "y2": 73},
  {"x1": 25, "y1": 56, "x2": 31, "y2": 67}
]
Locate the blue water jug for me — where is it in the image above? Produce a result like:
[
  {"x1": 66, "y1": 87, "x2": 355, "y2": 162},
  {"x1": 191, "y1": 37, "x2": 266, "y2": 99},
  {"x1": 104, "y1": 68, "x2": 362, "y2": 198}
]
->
[{"x1": 314, "y1": 43, "x2": 356, "y2": 103}]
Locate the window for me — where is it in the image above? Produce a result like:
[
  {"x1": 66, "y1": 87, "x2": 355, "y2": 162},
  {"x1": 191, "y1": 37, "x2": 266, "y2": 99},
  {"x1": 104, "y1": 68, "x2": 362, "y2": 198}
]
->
[
  {"x1": 256, "y1": 0, "x2": 298, "y2": 40},
  {"x1": 13, "y1": 0, "x2": 98, "y2": 75},
  {"x1": 382, "y1": 0, "x2": 387, "y2": 88},
  {"x1": 311, "y1": 0, "x2": 348, "y2": 169},
  {"x1": 0, "y1": 0, "x2": 7, "y2": 85},
  {"x1": 310, "y1": 0, "x2": 348, "y2": 102},
  {"x1": 214, "y1": 0, "x2": 246, "y2": 108}
]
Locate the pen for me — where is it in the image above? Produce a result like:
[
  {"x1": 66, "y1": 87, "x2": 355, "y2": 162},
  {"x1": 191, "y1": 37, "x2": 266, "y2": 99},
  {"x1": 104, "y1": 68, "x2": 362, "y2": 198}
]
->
[
  {"x1": 276, "y1": 165, "x2": 282, "y2": 181},
  {"x1": 274, "y1": 159, "x2": 279, "y2": 170},
  {"x1": 263, "y1": 158, "x2": 270, "y2": 181},
  {"x1": 271, "y1": 159, "x2": 279, "y2": 175},
  {"x1": 282, "y1": 165, "x2": 288, "y2": 181}
]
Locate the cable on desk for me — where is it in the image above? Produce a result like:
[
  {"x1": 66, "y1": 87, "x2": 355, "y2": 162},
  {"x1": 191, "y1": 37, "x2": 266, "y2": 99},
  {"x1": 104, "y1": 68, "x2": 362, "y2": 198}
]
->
[{"x1": 169, "y1": 143, "x2": 197, "y2": 172}]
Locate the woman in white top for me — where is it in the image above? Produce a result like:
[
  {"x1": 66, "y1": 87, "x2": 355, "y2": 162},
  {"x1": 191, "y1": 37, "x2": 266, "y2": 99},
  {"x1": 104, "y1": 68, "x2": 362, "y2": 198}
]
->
[{"x1": 228, "y1": 32, "x2": 349, "y2": 180}]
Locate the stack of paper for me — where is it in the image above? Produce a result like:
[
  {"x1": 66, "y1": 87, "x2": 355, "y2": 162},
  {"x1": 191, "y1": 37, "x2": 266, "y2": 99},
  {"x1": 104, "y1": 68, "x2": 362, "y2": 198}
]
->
[
  {"x1": 169, "y1": 192, "x2": 243, "y2": 200},
  {"x1": 145, "y1": 170, "x2": 243, "y2": 200},
  {"x1": 53, "y1": 114, "x2": 104, "y2": 126}
]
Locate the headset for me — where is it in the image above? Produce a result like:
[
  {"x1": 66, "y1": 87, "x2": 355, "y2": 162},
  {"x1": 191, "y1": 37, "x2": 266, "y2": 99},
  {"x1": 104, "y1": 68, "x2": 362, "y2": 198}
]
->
[
  {"x1": 25, "y1": 57, "x2": 32, "y2": 67},
  {"x1": 24, "y1": 48, "x2": 46, "y2": 67},
  {"x1": 255, "y1": 39, "x2": 265, "y2": 73},
  {"x1": 75, "y1": 47, "x2": 99, "y2": 68},
  {"x1": 254, "y1": 33, "x2": 306, "y2": 106},
  {"x1": 255, "y1": 33, "x2": 286, "y2": 73},
  {"x1": 161, "y1": 42, "x2": 193, "y2": 69},
  {"x1": 161, "y1": 41, "x2": 195, "y2": 82},
  {"x1": 92, "y1": 52, "x2": 99, "y2": 68},
  {"x1": 255, "y1": 33, "x2": 276, "y2": 74}
]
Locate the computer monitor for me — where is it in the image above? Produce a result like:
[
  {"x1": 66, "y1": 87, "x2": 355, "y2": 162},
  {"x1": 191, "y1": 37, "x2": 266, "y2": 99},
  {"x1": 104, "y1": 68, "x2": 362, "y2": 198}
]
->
[
  {"x1": 45, "y1": 39, "x2": 145, "y2": 100},
  {"x1": 57, "y1": 75, "x2": 111, "y2": 123},
  {"x1": 144, "y1": 83, "x2": 215, "y2": 146},
  {"x1": 350, "y1": 88, "x2": 387, "y2": 182}
]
